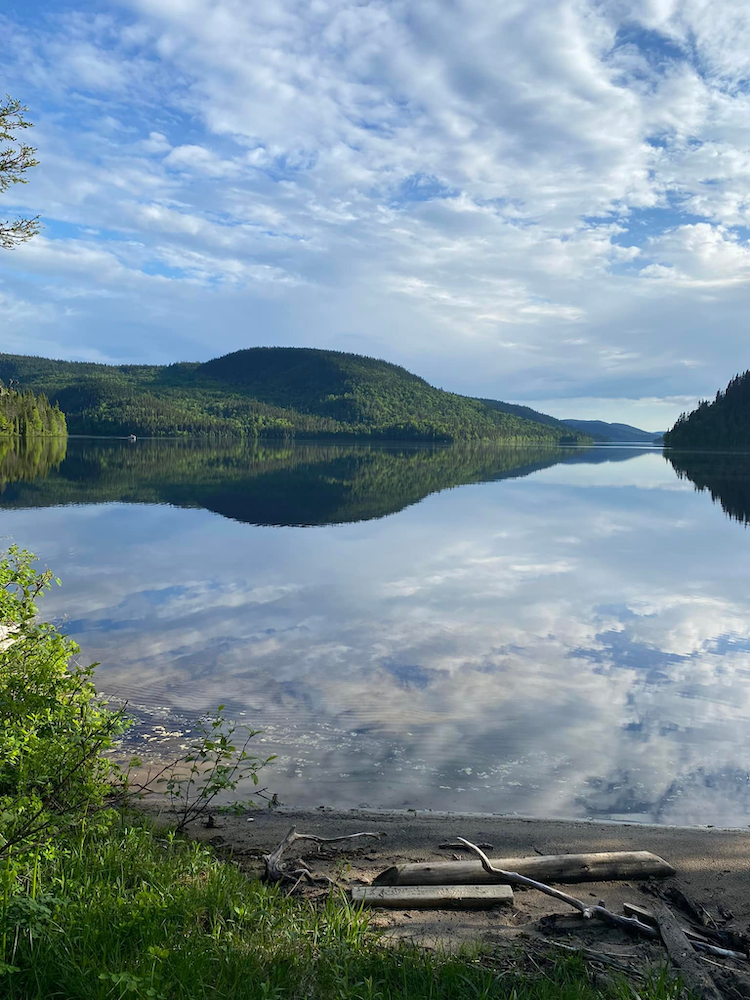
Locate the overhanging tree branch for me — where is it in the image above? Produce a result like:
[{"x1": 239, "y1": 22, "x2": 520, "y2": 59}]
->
[{"x1": 0, "y1": 95, "x2": 40, "y2": 248}]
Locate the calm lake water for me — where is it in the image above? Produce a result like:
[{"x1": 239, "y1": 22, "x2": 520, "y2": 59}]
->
[{"x1": 3, "y1": 437, "x2": 750, "y2": 827}]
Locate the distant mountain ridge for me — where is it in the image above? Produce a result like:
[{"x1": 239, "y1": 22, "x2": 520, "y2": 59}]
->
[
  {"x1": 560, "y1": 419, "x2": 664, "y2": 443},
  {"x1": 477, "y1": 402, "x2": 664, "y2": 443},
  {"x1": 474, "y1": 397, "x2": 567, "y2": 430},
  {"x1": 0, "y1": 348, "x2": 591, "y2": 444},
  {"x1": 664, "y1": 370, "x2": 750, "y2": 449}
]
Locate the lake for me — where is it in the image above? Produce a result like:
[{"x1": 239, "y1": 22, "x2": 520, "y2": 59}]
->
[{"x1": 2, "y1": 436, "x2": 750, "y2": 827}]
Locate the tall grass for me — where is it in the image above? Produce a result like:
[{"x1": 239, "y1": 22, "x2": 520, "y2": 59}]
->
[{"x1": 0, "y1": 818, "x2": 688, "y2": 1000}]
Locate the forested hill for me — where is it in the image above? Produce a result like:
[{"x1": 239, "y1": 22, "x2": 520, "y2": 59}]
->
[
  {"x1": 0, "y1": 348, "x2": 589, "y2": 444},
  {"x1": 0, "y1": 386, "x2": 67, "y2": 438},
  {"x1": 561, "y1": 419, "x2": 664, "y2": 443},
  {"x1": 474, "y1": 397, "x2": 565, "y2": 429},
  {"x1": 664, "y1": 371, "x2": 750, "y2": 449}
]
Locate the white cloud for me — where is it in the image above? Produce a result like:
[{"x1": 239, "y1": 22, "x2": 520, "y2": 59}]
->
[{"x1": 2, "y1": 0, "x2": 750, "y2": 403}]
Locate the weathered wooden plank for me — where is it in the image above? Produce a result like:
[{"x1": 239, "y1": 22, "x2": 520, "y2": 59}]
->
[
  {"x1": 650, "y1": 900, "x2": 724, "y2": 1000},
  {"x1": 373, "y1": 850, "x2": 675, "y2": 886},
  {"x1": 351, "y1": 884, "x2": 514, "y2": 909}
]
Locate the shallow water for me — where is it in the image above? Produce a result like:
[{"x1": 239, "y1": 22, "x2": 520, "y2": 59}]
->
[{"x1": 2, "y1": 437, "x2": 750, "y2": 827}]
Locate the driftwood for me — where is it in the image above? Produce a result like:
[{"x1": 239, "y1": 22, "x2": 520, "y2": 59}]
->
[
  {"x1": 453, "y1": 838, "x2": 660, "y2": 940},
  {"x1": 623, "y1": 903, "x2": 748, "y2": 961},
  {"x1": 263, "y1": 826, "x2": 383, "y2": 882},
  {"x1": 457, "y1": 836, "x2": 737, "y2": 987},
  {"x1": 642, "y1": 888, "x2": 750, "y2": 956},
  {"x1": 374, "y1": 849, "x2": 675, "y2": 886},
  {"x1": 351, "y1": 884, "x2": 513, "y2": 909},
  {"x1": 650, "y1": 900, "x2": 724, "y2": 1000}
]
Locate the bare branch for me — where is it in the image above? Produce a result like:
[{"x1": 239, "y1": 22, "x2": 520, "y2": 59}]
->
[
  {"x1": 263, "y1": 825, "x2": 384, "y2": 883},
  {"x1": 455, "y1": 837, "x2": 658, "y2": 939}
]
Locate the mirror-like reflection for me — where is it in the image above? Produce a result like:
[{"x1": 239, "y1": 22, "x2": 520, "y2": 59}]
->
[
  {"x1": 2, "y1": 438, "x2": 750, "y2": 826},
  {"x1": 669, "y1": 450, "x2": 750, "y2": 527},
  {"x1": 0, "y1": 438, "x2": 650, "y2": 526}
]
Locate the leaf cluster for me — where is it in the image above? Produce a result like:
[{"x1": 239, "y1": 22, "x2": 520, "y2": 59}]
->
[
  {"x1": 0, "y1": 547, "x2": 124, "y2": 859},
  {"x1": 0, "y1": 96, "x2": 39, "y2": 249}
]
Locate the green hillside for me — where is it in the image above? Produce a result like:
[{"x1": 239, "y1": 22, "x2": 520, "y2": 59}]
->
[
  {"x1": 0, "y1": 385, "x2": 67, "y2": 437},
  {"x1": 664, "y1": 370, "x2": 750, "y2": 449},
  {"x1": 0, "y1": 348, "x2": 589, "y2": 444},
  {"x1": 561, "y1": 419, "x2": 664, "y2": 443},
  {"x1": 474, "y1": 397, "x2": 566, "y2": 429}
]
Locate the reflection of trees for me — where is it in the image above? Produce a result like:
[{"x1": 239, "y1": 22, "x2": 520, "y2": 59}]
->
[
  {"x1": 668, "y1": 452, "x2": 750, "y2": 526},
  {"x1": 0, "y1": 435, "x2": 67, "y2": 489},
  {"x1": 0, "y1": 439, "x2": 583, "y2": 526}
]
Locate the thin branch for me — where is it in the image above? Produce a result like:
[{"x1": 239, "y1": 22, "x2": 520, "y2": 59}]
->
[{"x1": 455, "y1": 837, "x2": 658, "y2": 939}]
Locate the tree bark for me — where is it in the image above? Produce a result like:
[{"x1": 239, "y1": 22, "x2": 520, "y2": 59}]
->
[{"x1": 374, "y1": 850, "x2": 675, "y2": 886}]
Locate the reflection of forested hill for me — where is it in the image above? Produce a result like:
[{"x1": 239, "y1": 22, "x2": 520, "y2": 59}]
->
[
  {"x1": 0, "y1": 436, "x2": 68, "y2": 488},
  {"x1": 668, "y1": 452, "x2": 750, "y2": 526},
  {"x1": 0, "y1": 439, "x2": 607, "y2": 527}
]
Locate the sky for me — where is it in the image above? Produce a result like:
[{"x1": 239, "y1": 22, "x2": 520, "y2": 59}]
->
[{"x1": 3, "y1": 1, "x2": 750, "y2": 427}]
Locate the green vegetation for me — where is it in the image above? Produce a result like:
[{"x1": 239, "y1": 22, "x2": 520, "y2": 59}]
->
[
  {"x1": 0, "y1": 348, "x2": 589, "y2": 443},
  {"x1": 664, "y1": 370, "x2": 750, "y2": 449},
  {"x1": 0, "y1": 386, "x2": 66, "y2": 438},
  {"x1": 0, "y1": 438, "x2": 580, "y2": 526},
  {"x1": 0, "y1": 547, "x2": 687, "y2": 1000}
]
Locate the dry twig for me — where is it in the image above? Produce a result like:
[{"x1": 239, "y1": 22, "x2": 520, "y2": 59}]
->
[{"x1": 263, "y1": 826, "x2": 384, "y2": 882}]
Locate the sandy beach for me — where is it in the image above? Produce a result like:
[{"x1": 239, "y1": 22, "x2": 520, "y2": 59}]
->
[{"x1": 141, "y1": 803, "x2": 750, "y2": 966}]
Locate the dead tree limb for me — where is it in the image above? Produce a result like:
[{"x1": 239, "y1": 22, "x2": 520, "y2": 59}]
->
[
  {"x1": 263, "y1": 826, "x2": 384, "y2": 882},
  {"x1": 455, "y1": 837, "x2": 659, "y2": 940}
]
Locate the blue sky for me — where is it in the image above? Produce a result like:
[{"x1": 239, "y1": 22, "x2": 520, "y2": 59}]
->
[{"x1": 3, "y1": 0, "x2": 750, "y2": 426}]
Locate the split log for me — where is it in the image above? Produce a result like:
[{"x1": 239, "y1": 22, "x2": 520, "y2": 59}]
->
[
  {"x1": 650, "y1": 900, "x2": 724, "y2": 1000},
  {"x1": 263, "y1": 826, "x2": 384, "y2": 882},
  {"x1": 351, "y1": 884, "x2": 513, "y2": 909},
  {"x1": 374, "y1": 850, "x2": 675, "y2": 886}
]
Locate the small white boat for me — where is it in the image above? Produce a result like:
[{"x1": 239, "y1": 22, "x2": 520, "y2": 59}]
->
[{"x1": 128, "y1": 434, "x2": 137, "y2": 442}]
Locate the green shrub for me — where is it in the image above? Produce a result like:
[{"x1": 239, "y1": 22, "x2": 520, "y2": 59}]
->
[{"x1": 0, "y1": 546, "x2": 124, "y2": 860}]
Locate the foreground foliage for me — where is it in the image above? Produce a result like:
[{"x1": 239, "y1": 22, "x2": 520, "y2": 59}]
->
[
  {"x1": 0, "y1": 347, "x2": 588, "y2": 443},
  {"x1": 0, "y1": 548, "x2": 686, "y2": 1000}
]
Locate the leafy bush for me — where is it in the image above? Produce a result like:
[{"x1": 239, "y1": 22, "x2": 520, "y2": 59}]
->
[{"x1": 0, "y1": 546, "x2": 124, "y2": 859}]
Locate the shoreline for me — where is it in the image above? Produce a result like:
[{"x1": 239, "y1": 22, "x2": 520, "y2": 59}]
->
[{"x1": 138, "y1": 801, "x2": 750, "y2": 950}]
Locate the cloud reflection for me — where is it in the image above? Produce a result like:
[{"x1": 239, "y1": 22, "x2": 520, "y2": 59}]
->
[{"x1": 2, "y1": 443, "x2": 750, "y2": 825}]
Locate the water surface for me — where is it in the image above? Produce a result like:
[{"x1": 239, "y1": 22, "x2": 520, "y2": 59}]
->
[{"x1": 2, "y1": 437, "x2": 750, "y2": 826}]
